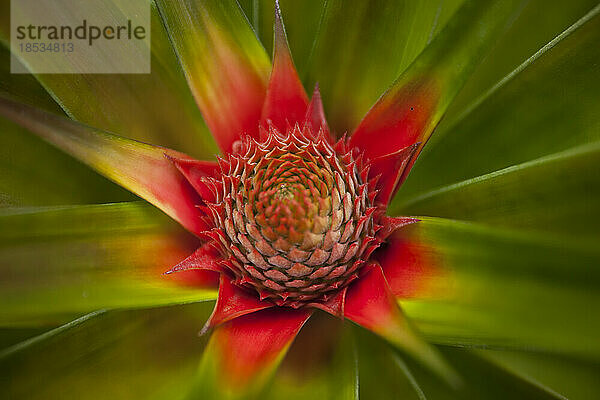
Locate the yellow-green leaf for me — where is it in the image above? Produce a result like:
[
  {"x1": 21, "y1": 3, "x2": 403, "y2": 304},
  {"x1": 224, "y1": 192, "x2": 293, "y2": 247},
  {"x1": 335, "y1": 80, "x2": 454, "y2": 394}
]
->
[
  {"x1": 0, "y1": 203, "x2": 216, "y2": 326},
  {"x1": 0, "y1": 303, "x2": 213, "y2": 400}
]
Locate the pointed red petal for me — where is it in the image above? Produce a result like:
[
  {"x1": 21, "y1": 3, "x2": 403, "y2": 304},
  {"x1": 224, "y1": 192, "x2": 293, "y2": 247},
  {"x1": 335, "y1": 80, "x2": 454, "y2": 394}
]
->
[
  {"x1": 203, "y1": 275, "x2": 273, "y2": 331},
  {"x1": 164, "y1": 244, "x2": 223, "y2": 275},
  {"x1": 260, "y1": 2, "x2": 309, "y2": 131},
  {"x1": 375, "y1": 231, "x2": 443, "y2": 299},
  {"x1": 209, "y1": 307, "x2": 312, "y2": 388},
  {"x1": 167, "y1": 156, "x2": 219, "y2": 202},
  {"x1": 350, "y1": 81, "x2": 438, "y2": 187},
  {"x1": 307, "y1": 287, "x2": 347, "y2": 318},
  {"x1": 369, "y1": 143, "x2": 420, "y2": 205},
  {"x1": 304, "y1": 84, "x2": 329, "y2": 133},
  {"x1": 162, "y1": 244, "x2": 221, "y2": 288},
  {"x1": 350, "y1": 81, "x2": 437, "y2": 153},
  {"x1": 345, "y1": 264, "x2": 459, "y2": 386},
  {"x1": 345, "y1": 264, "x2": 401, "y2": 333},
  {"x1": 378, "y1": 216, "x2": 420, "y2": 241}
]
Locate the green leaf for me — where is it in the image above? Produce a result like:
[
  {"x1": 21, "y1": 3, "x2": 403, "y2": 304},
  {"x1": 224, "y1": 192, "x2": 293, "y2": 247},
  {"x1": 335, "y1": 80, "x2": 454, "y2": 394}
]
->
[
  {"x1": 392, "y1": 217, "x2": 600, "y2": 358},
  {"x1": 0, "y1": 117, "x2": 133, "y2": 207},
  {"x1": 238, "y1": 0, "x2": 326, "y2": 77},
  {"x1": 441, "y1": 0, "x2": 600, "y2": 136},
  {"x1": 478, "y1": 349, "x2": 600, "y2": 400},
  {"x1": 399, "y1": 3, "x2": 600, "y2": 199},
  {"x1": 0, "y1": 327, "x2": 46, "y2": 351},
  {"x1": 0, "y1": 202, "x2": 216, "y2": 326},
  {"x1": 305, "y1": 0, "x2": 465, "y2": 133},
  {"x1": 265, "y1": 316, "x2": 358, "y2": 400},
  {"x1": 0, "y1": 45, "x2": 133, "y2": 207},
  {"x1": 403, "y1": 346, "x2": 566, "y2": 399},
  {"x1": 395, "y1": 142, "x2": 600, "y2": 237},
  {"x1": 354, "y1": 327, "x2": 425, "y2": 400},
  {"x1": 0, "y1": 303, "x2": 213, "y2": 400},
  {"x1": 0, "y1": 1, "x2": 217, "y2": 158},
  {"x1": 0, "y1": 43, "x2": 61, "y2": 114}
]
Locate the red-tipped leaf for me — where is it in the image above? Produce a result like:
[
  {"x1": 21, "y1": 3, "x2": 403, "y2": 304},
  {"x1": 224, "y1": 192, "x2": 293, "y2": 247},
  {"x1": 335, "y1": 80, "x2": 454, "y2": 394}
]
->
[
  {"x1": 260, "y1": 1, "x2": 309, "y2": 131},
  {"x1": 345, "y1": 264, "x2": 459, "y2": 386},
  {"x1": 164, "y1": 244, "x2": 223, "y2": 275},
  {"x1": 369, "y1": 143, "x2": 420, "y2": 205},
  {"x1": 167, "y1": 156, "x2": 220, "y2": 203},
  {"x1": 375, "y1": 230, "x2": 445, "y2": 299},
  {"x1": 203, "y1": 275, "x2": 273, "y2": 332},
  {"x1": 350, "y1": 78, "x2": 439, "y2": 182},
  {"x1": 155, "y1": 0, "x2": 271, "y2": 153},
  {"x1": 197, "y1": 308, "x2": 312, "y2": 394},
  {"x1": 350, "y1": 0, "x2": 525, "y2": 194},
  {"x1": 0, "y1": 96, "x2": 208, "y2": 236},
  {"x1": 163, "y1": 244, "x2": 223, "y2": 288}
]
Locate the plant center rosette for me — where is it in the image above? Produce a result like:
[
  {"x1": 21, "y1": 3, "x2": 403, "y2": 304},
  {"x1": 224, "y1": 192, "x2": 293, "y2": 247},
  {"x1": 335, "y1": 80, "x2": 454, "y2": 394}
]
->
[{"x1": 206, "y1": 127, "x2": 380, "y2": 308}]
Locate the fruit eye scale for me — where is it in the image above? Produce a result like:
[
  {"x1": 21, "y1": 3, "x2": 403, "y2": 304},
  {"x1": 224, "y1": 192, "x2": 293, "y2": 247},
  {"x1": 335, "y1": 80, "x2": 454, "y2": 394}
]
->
[{"x1": 205, "y1": 126, "x2": 381, "y2": 308}]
